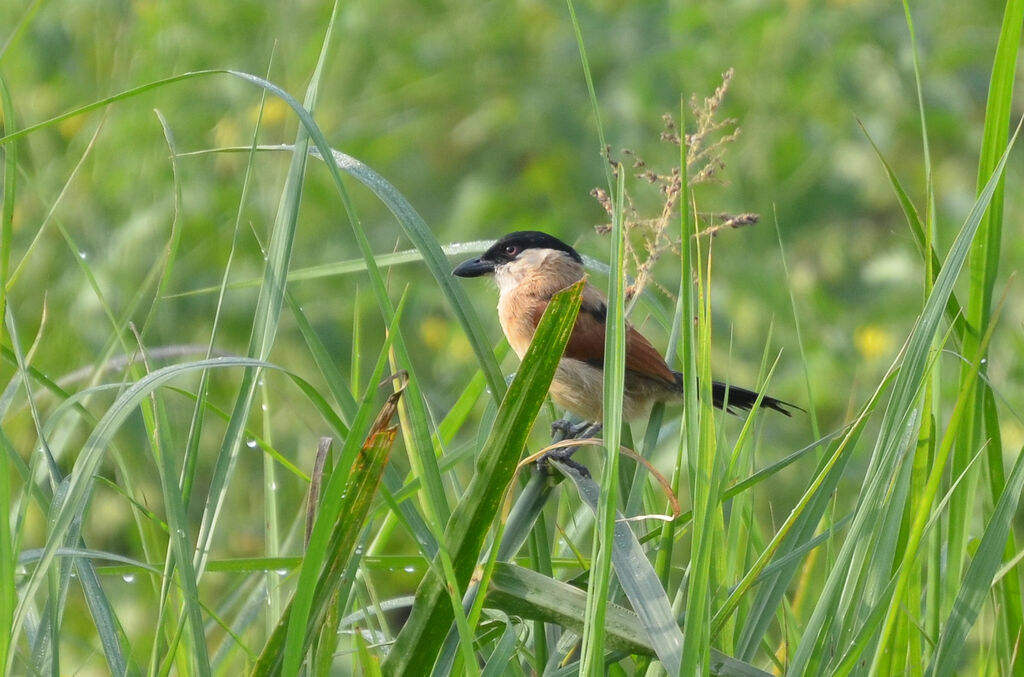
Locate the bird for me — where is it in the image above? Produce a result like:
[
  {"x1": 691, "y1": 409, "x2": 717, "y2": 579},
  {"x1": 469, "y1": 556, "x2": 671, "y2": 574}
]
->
[{"x1": 452, "y1": 230, "x2": 796, "y2": 435}]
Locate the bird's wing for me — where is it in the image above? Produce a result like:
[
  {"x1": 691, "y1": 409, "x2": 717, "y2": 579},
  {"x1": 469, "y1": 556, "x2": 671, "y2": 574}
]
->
[
  {"x1": 622, "y1": 323, "x2": 677, "y2": 383},
  {"x1": 529, "y1": 286, "x2": 676, "y2": 384}
]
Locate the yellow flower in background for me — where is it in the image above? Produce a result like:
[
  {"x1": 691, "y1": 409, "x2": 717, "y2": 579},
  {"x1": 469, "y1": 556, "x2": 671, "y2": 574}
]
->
[
  {"x1": 249, "y1": 97, "x2": 290, "y2": 127},
  {"x1": 211, "y1": 117, "x2": 242, "y2": 173},
  {"x1": 419, "y1": 315, "x2": 449, "y2": 351},
  {"x1": 58, "y1": 114, "x2": 86, "y2": 139},
  {"x1": 419, "y1": 315, "x2": 472, "y2": 363},
  {"x1": 854, "y1": 324, "x2": 893, "y2": 360}
]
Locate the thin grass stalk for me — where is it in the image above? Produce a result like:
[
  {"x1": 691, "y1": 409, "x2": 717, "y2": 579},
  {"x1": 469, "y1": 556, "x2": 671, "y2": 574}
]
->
[
  {"x1": 972, "y1": 3, "x2": 1024, "y2": 669},
  {"x1": 788, "y1": 116, "x2": 1019, "y2": 675},
  {"x1": 7, "y1": 362, "x2": 280, "y2": 672},
  {"x1": 901, "y1": 5, "x2": 937, "y2": 673},
  {"x1": 678, "y1": 94, "x2": 712, "y2": 676},
  {"x1": 865, "y1": 300, "x2": 1003, "y2": 674},
  {"x1": 948, "y1": 0, "x2": 1023, "y2": 648},
  {"x1": 320, "y1": 157, "x2": 455, "y2": 554},
  {"x1": 145, "y1": 375, "x2": 211, "y2": 676},
  {"x1": 713, "y1": 384, "x2": 886, "y2": 640},
  {"x1": 142, "y1": 112, "x2": 204, "y2": 676},
  {"x1": 580, "y1": 166, "x2": 627, "y2": 675},
  {"x1": 0, "y1": 74, "x2": 13, "y2": 326},
  {"x1": 565, "y1": 2, "x2": 624, "y2": 670},
  {"x1": 262, "y1": 380, "x2": 282, "y2": 627},
  {"x1": 192, "y1": 64, "x2": 323, "y2": 590},
  {"x1": 652, "y1": 294, "x2": 686, "y2": 598},
  {"x1": 0, "y1": 74, "x2": 16, "y2": 672},
  {"x1": 263, "y1": 305, "x2": 403, "y2": 677}
]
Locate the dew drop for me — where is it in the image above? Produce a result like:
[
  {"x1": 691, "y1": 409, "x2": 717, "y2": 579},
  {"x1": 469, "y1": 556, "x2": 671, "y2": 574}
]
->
[
  {"x1": 403, "y1": 565, "x2": 416, "y2": 573},
  {"x1": 275, "y1": 568, "x2": 288, "y2": 576},
  {"x1": 122, "y1": 573, "x2": 136, "y2": 583},
  {"x1": 78, "y1": 251, "x2": 87, "y2": 260},
  {"x1": 246, "y1": 439, "x2": 259, "y2": 449}
]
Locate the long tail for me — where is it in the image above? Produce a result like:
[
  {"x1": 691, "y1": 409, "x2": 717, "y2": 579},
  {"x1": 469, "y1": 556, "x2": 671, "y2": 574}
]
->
[
  {"x1": 673, "y1": 371, "x2": 799, "y2": 417},
  {"x1": 711, "y1": 380, "x2": 799, "y2": 416}
]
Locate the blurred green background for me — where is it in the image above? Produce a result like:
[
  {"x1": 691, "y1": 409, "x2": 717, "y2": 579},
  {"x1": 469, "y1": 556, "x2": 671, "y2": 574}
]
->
[
  {"x1": 2, "y1": 0, "x2": 1022, "y2": 668},
  {"x1": 4, "y1": 0, "x2": 1022, "y2": 538}
]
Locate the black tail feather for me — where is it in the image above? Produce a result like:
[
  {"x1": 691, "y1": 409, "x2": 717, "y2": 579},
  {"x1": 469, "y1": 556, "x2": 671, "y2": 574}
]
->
[
  {"x1": 711, "y1": 380, "x2": 799, "y2": 416},
  {"x1": 672, "y1": 371, "x2": 799, "y2": 416}
]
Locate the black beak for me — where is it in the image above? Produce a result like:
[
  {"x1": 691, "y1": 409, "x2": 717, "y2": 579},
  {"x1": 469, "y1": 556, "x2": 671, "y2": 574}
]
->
[{"x1": 452, "y1": 256, "x2": 495, "y2": 278}]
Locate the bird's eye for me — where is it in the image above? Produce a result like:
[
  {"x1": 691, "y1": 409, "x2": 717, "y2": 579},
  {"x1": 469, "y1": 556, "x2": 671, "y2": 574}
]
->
[{"x1": 504, "y1": 245, "x2": 518, "y2": 256}]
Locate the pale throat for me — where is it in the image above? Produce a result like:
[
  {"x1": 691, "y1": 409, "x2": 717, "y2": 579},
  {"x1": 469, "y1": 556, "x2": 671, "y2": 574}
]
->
[
  {"x1": 493, "y1": 248, "x2": 587, "y2": 359},
  {"x1": 493, "y1": 249, "x2": 585, "y2": 299}
]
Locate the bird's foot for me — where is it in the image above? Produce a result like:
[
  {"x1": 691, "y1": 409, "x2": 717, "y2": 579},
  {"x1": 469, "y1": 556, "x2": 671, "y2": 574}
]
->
[
  {"x1": 538, "y1": 419, "x2": 602, "y2": 476},
  {"x1": 533, "y1": 442, "x2": 593, "y2": 478},
  {"x1": 550, "y1": 419, "x2": 602, "y2": 440}
]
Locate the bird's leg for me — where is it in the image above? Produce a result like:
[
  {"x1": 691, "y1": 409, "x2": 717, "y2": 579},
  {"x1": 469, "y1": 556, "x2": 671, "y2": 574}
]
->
[
  {"x1": 549, "y1": 418, "x2": 574, "y2": 438},
  {"x1": 574, "y1": 422, "x2": 603, "y2": 439},
  {"x1": 550, "y1": 419, "x2": 601, "y2": 440},
  {"x1": 540, "y1": 419, "x2": 603, "y2": 475}
]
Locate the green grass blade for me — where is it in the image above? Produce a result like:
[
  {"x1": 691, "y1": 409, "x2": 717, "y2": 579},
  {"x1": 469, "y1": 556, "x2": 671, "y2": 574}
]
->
[
  {"x1": 963, "y1": 1, "x2": 1024, "y2": 669},
  {"x1": 788, "y1": 114, "x2": 1020, "y2": 675},
  {"x1": 67, "y1": 508, "x2": 140, "y2": 671},
  {"x1": 485, "y1": 563, "x2": 771, "y2": 677},
  {"x1": 4, "y1": 306, "x2": 137, "y2": 676},
  {"x1": 720, "y1": 378, "x2": 888, "y2": 645},
  {"x1": 190, "y1": 2, "x2": 349, "y2": 585},
  {"x1": 252, "y1": 374, "x2": 399, "y2": 677},
  {"x1": 179, "y1": 55, "x2": 270, "y2": 518},
  {"x1": 285, "y1": 290, "x2": 358, "y2": 427},
  {"x1": 318, "y1": 149, "x2": 506, "y2": 403},
  {"x1": 149, "y1": 394, "x2": 211, "y2": 675},
  {"x1": 168, "y1": 243, "x2": 492, "y2": 298},
  {"x1": 0, "y1": 73, "x2": 16, "y2": 673},
  {"x1": 269, "y1": 291, "x2": 406, "y2": 677},
  {"x1": 381, "y1": 279, "x2": 584, "y2": 676},
  {"x1": 487, "y1": 562, "x2": 653, "y2": 658},
  {"x1": 480, "y1": 614, "x2": 522, "y2": 677},
  {"x1": 0, "y1": 74, "x2": 13, "y2": 298},
  {"x1": 431, "y1": 460, "x2": 564, "y2": 674},
  {"x1": 581, "y1": 163, "x2": 626, "y2": 676},
  {"x1": 0, "y1": 427, "x2": 11, "y2": 673},
  {"x1": 191, "y1": 73, "x2": 315, "y2": 581},
  {"x1": 254, "y1": 91, "x2": 456, "y2": 543},
  {"x1": 732, "y1": 426, "x2": 866, "y2": 660},
  {"x1": 681, "y1": 102, "x2": 721, "y2": 676},
  {"x1": 551, "y1": 457, "x2": 682, "y2": 674},
  {"x1": 967, "y1": 0, "x2": 1021, "y2": 326},
  {"x1": 862, "y1": 294, "x2": 1008, "y2": 674},
  {"x1": 9, "y1": 357, "x2": 274, "y2": 670}
]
